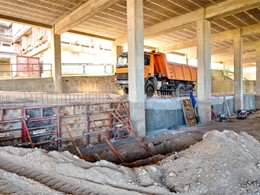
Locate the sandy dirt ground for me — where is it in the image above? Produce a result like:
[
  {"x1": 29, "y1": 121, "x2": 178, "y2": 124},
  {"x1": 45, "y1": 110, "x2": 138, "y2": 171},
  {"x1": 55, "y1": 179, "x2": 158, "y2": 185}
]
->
[{"x1": 0, "y1": 112, "x2": 260, "y2": 194}]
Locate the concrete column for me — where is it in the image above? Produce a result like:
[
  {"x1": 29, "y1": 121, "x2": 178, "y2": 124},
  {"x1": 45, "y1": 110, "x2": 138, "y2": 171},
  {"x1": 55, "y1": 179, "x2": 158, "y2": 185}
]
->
[
  {"x1": 256, "y1": 41, "x2": 260, "y2": 108},
  {"x1": 196, "y1": 18, "x2": 211, "y2": 123},
  {"x1": 233, "y1": 33, "x2": 243, "y2": 111},
  {"x1": 51, "y1": 27, "x2": 62, "y2": 93},
  {"x1": 127, "y1": 0, "x2": 145, "y2": 137}
]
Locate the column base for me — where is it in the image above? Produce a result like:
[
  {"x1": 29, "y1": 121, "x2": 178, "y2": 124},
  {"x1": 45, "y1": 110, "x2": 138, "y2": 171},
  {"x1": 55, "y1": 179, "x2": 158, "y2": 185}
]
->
[
  {"x1": 197, "y1": 99, "x2": 211, "y2": 123},
  {"x1": 130, "y1": 101, "x2": 146, "y2": 137}
]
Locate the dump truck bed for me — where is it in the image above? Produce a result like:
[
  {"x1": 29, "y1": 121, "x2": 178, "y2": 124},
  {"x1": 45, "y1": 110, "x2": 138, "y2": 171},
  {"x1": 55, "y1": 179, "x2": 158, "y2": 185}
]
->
[{"x1": 153, "y1": 52, "x2": 197, "y2": 81}]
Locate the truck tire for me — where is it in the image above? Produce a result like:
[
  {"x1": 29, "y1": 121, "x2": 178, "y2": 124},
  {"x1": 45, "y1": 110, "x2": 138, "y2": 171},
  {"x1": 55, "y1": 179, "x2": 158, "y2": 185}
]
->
[
  {"x1": 186, "y1": 84, "x2": 193, "y2": 94},
  {"x1": 176, "y1": 83, "x2": 185, "y2": 97},
  {"x1": 145, "y1": 82, "x2": 155, "y2": 97}
]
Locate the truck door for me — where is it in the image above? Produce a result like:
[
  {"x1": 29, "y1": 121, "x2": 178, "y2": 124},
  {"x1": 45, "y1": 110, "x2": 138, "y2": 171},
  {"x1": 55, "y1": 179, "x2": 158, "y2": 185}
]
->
[{"x1": 144, "y1": 53, "x2": 154, "y2": 78}]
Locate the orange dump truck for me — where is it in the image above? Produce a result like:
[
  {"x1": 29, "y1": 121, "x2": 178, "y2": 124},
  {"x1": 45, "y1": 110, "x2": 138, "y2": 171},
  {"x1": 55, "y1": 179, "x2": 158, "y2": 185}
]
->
[{"x1": 115, "y1": 52, "x2": 197, "y2": 97}]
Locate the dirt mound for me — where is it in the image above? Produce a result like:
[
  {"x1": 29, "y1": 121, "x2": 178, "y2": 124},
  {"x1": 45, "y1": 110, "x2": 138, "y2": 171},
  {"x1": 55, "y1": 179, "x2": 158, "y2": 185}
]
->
[
  {"x1": 0, "y1": 130, "x2": 259, "y2": 194},
  {"x1": 159, "y1": 130, "x2": 260, "y2": 194}
]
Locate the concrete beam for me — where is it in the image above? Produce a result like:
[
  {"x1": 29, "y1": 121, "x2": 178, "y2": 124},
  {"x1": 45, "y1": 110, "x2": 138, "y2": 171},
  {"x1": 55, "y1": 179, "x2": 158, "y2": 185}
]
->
[
  {"x1": 115, "y1": 9, "x2": 203, "y2": 45},
  {"x1": 160, "y1": 40, "x2": 196, "y2": 53},
  {"x1": 187, "y1": 41, "x2": 258, "y2": 59},
  {"x1": 242, "y1": 23, "x2": 260, "y2": 37},
  {"x1": 0, "y1": 14, "x2": 52, "y2": 28},
  {"x1": 68, "y1": 30, "x2": 115, "y2": 41},
  {"x1": 206, "y1": 0, "x2": 260, "y2": 20},
  {"x1": 116, "y1": 0, "x2": 260, "y2": 45},
  {"x1": 55, "y1": 0, "x2": 121, "y2": 35},
  {"x1": 160, "y1": 23, "x2": 260, "y2": 52},
  {"x1": 222, "y1": 58, "x2": 254, "y2": 67},
  {"x1": 213, "y1": 51, "x2": 256, "y2": 62}
]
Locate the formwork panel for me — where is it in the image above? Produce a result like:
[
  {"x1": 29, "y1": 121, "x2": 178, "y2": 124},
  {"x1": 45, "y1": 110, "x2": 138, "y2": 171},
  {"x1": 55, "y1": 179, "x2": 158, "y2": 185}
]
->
[
  {"x1": 0, "y1": 121, "x2": 21, "y2": 130},
  {"x1": 74, "y1": 105, "x2": 87, "y2": 115},
  {"x1": 60, "y1": 104, "x2": 87, "y2": 146},
  {"x1": 2, "y1": 108, "x2": 23, "y2": 121},
  {"x1": 0, "y1": 108, "x2": 23, "y2": 146},
  {"x1": 60, "y1": 105, "x2": 74, "y2": 116},
  {"x1": 0, "y1": 100, "x2": 129, "y2": 149},
  {"x1": 89, "y1": 103, "x2": 110, "y2": 112},
  {"x1": 24, "y1": 106, "x2": 59, "y2": 149},
  {"x1": 62, "y1": 129, "x2": 85, "y2": 139}
]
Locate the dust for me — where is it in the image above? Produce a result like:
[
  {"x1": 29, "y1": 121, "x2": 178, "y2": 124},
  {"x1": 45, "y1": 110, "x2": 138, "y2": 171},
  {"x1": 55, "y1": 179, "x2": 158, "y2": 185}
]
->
[{"x1": 0, "y1": 130, "x2": 259, "y2": 194}]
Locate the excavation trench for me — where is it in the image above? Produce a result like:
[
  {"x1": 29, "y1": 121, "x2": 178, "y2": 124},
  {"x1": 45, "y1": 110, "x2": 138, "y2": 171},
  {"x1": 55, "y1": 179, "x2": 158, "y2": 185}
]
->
[{"x1": 68, "y1": 131, "x2": 203, "y2": 167}]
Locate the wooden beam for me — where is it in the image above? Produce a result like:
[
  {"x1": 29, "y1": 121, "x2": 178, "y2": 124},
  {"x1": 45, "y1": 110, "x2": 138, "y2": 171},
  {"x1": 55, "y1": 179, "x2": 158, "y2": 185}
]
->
[
  {"x1": 206, "y1": 0, "x2": 260, "y2": 20},
  {"x1": 0, "y1": 14, "x2": 52, "y2": 28},
  {"x1": 55, "y1": 0, "x2": 121, "y2": 35}
]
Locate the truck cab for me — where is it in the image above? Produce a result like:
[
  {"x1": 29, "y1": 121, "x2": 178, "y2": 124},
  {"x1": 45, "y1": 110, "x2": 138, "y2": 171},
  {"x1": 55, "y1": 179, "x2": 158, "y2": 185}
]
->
[{"x1": 115, "y1": 52, "x2": 155, "y2": 95}]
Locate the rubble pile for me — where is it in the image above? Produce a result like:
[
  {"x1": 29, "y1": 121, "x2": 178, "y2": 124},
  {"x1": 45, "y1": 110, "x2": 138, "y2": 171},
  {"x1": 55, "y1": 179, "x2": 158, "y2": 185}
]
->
[{"x1": 0, "y1": 130, "x2": 259, "y2": 194}]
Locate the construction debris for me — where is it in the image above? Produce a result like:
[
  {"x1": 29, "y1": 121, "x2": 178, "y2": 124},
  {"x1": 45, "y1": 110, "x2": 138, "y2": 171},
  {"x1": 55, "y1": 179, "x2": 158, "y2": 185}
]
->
[{"x1": 0, "y1": 130, "x2": 259, "y2": 194}]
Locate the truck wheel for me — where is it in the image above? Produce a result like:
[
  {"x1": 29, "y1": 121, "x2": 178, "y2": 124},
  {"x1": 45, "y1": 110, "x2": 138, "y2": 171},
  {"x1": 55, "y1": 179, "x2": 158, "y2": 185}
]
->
[
  {"x1": 186, "y1": 84, "x2": 193, "y2": 94},
  {"x1": 145, "y1": 82, "x2": 155, "y2": 97},
  {"x1": 176, "y1": 84, "x2": 185, "y2": 97}
]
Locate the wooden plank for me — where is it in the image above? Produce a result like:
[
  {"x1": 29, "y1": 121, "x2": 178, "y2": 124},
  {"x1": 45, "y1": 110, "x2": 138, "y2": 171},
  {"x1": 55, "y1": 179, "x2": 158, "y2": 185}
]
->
[{"x1": 181, "y1": 98, "x2": 197, "y2": 126}]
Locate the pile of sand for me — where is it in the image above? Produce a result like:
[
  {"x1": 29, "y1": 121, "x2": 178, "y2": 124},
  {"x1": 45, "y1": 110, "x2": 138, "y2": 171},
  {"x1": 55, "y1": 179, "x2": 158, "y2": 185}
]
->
[
  {"x1": 0, "y1": 130, "x2": 259, "y2": 194},
  {"x1": 158, "y1": 130, "x2": 260, "y2": 194}
]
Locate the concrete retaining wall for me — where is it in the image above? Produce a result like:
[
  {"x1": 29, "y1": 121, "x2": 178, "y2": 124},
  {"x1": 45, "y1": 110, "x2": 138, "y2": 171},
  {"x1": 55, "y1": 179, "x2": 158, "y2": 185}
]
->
[
  {"x1": 0, "y1": 76, "x2": 116, "y2": 93},
  {"x1": 212, "y1": 78, "x2": 256, "y2": 94},
  {"x1": 145, "y1": 98, "x2": 185, "y2": 133},
  {"x1": 145, "y1": 94, "x2": 256, "y2": 132},
  {"x1": 0, "y1": 76, "x2": 255, "y2": 95}
]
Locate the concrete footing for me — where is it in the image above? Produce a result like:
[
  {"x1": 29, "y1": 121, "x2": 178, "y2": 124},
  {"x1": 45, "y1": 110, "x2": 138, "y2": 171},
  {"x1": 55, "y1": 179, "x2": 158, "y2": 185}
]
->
[
  {"x1": 197, "y1": 99, "x2": 211, "y2": 123},
  {"x1": 130, "y1": 101, "x2": 146, "y2": 137}
]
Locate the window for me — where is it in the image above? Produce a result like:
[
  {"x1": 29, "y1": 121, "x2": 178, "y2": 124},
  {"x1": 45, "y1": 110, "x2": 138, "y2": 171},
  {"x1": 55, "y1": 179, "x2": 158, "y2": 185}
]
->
[{"x1": 144, "y1": 54, "x2": 150, "y2": 65}]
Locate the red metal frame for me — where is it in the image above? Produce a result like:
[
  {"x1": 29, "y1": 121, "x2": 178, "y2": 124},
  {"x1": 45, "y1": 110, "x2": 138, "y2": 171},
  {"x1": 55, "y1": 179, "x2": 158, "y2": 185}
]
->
[{"x1": 22, "y1": 106, "x2": 60, "y2": 148}]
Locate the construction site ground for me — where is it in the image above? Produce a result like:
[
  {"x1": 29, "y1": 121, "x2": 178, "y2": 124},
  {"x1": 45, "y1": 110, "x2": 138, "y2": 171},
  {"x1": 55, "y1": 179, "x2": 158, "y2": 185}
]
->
[{"x1": 0, "y1": 111, "x2": 259, "y2": 194}]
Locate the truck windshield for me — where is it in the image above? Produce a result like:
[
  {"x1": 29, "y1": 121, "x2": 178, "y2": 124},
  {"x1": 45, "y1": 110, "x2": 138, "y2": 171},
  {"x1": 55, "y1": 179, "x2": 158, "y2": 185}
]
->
[
  {"x1": 117, "y1": 54, "x2": 128, "y2": 67},
  {"x1": 117, "y1": 53, "x2": 150, "y2": 67}
]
